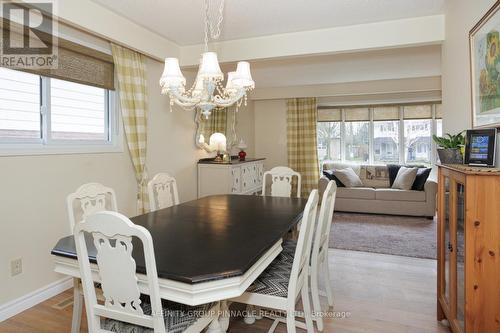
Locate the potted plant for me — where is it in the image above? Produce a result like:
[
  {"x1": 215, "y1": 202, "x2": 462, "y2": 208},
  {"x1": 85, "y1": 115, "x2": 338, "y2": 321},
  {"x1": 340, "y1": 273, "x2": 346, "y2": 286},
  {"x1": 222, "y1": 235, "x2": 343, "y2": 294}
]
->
[{"x1": 432, "y1": 131, "x2": 465, "y2": 164}]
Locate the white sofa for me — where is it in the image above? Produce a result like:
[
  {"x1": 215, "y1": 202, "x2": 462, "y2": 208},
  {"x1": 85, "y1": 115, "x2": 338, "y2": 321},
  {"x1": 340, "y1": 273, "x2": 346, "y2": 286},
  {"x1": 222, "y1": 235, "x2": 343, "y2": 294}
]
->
[{"x1": 318, "y1": 163, "x2": 437, "y2": 218}]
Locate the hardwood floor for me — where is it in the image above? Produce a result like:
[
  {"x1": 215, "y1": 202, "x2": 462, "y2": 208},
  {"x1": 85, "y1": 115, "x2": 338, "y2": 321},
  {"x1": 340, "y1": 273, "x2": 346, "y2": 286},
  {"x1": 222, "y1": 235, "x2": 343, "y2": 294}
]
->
[{"x1": 0, "y1": 250, "x2": 451, "y2": 333}]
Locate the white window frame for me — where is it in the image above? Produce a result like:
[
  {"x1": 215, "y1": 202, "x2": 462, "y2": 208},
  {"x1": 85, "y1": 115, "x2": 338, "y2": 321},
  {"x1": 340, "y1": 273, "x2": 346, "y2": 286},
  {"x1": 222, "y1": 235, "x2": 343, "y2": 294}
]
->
[
  {"x1": 317, "y1": 102, "x2": 442, "y2": 166},
  {"x1": 0, "y1": 74, "x2": 122, "y2": 156}
]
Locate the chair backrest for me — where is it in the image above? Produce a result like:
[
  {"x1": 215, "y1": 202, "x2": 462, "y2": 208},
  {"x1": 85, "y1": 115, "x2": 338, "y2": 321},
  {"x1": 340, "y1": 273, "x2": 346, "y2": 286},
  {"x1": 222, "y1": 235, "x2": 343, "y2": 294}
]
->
[
  {"x1": 262, "y1": 166, "x2": 302, "y2": 198},
  {"x1": 74, "y1": 211, "x2": 165, "y2": 333},
  {"x1": 147, "y1": 173, "x2": 180, "y2": 211},
  {"x1": 312, "y1": 181, "x2": 337, "y2": 267},
  {"x1": 66, "y1": 183, "x2": 118, "y2": 231},
  {"x1": 288, "y1": 190, "x2": 319, "y2": 300}
]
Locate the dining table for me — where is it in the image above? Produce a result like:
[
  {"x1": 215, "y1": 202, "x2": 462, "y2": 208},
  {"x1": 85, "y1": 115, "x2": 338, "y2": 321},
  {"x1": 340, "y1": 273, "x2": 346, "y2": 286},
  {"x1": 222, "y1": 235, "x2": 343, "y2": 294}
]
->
[{"x1": 51, "y1": 194, "x2": 307, "y2": 332}]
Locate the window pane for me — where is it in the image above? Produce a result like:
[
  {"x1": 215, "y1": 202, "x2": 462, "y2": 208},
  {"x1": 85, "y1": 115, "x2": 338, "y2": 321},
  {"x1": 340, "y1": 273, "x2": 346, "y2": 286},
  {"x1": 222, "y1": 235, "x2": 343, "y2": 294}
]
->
[
  {"x1": 0, "y1": 67, "x2": 41, "y2": 139},
  {"x1": 317, "y1": 122, "x2": 341, "y2": 162},
  {"x1": 50, "y1": 79, "x2": 107, "y2": 141},
  {"x1": 345, "y1": 121, "x2": 369, "y2": 163},
  {"x1": 374, "y1": 121, "x2": 399, "y2": 164},
  {"x1": 404, "y1": 119, "x2": 431, "y2": 165}
]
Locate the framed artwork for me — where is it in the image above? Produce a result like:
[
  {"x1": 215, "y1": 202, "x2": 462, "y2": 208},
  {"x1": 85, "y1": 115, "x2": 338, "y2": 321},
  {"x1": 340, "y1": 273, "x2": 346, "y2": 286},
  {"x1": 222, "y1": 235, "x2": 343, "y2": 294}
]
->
[{"x1": 470, "y1": 1, "x2": 500, "y2": 128}]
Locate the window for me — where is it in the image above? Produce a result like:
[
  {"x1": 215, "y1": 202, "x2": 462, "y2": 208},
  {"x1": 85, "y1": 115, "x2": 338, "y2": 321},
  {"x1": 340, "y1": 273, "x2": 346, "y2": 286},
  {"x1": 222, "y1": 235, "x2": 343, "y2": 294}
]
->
[
  {"x1": 317, "y1": 121, "x2": 341, "y2": 162},
  {"x1": 0, "y1": 68, "x2": 41, "y2": 139},
  {"x1": 373, "y1": 106, "x2": 400, "y2": 164},
  {"x1": 345, "y1": 121, "x2": 369, "y2": 163},
  {"x1": 317, "y1": 103, "x2": 442, "y2": 166},
  {"x1": 0, "y1": 67, "x2": 119, "y2": 155}
]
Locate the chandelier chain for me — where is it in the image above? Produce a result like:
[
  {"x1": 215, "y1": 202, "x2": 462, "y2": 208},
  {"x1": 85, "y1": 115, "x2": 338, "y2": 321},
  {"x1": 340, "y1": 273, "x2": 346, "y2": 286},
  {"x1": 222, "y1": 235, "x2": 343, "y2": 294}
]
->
[{"x1": 204, "y1": 0, "x2": 225, "y2": 51}]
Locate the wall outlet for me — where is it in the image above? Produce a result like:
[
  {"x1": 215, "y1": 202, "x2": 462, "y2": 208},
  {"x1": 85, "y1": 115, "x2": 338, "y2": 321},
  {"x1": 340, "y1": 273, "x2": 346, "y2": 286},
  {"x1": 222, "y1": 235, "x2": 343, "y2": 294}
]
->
[{"x1": 10, "y1": 258, "x2": 22, "y2": 277}]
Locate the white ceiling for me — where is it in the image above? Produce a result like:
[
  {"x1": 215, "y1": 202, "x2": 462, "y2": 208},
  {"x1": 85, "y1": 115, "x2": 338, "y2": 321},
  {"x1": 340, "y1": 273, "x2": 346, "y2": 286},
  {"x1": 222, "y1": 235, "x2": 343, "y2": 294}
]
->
[{"x1": 90, "y1": 0, "x2": 444, "y2": 46}]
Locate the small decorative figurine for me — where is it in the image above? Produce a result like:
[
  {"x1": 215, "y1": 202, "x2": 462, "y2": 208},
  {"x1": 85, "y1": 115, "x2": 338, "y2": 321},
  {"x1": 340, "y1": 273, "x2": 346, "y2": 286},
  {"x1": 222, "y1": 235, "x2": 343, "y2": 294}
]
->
[{"x1": 238, "y1": 139, "x2": 248, "y2": 161}]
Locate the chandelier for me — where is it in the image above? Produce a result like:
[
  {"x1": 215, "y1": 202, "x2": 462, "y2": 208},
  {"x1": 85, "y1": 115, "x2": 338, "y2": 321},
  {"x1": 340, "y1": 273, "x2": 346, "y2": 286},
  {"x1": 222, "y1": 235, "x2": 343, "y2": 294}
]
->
[{"x1": 159, "y1": 0, "x2": 255, "y2": 118}]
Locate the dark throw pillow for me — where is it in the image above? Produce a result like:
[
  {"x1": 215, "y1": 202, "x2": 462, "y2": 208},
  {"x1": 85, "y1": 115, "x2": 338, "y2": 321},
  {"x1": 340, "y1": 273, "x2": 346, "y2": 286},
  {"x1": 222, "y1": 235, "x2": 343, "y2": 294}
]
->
[
  {"x1": 411, "y1": 167, "x2": 432, "y2": 191},
  {"x1": 323, "y1": 170, "x2": 345, "y2": 187},
  {"x1": 387, "y1": 164, "x2": 401, "y2": 187}
]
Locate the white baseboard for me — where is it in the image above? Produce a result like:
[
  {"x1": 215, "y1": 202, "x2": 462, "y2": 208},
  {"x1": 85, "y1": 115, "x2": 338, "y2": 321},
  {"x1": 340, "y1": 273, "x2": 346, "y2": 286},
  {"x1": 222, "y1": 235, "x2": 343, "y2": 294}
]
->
[{"x1": 0, "y1": 277, "x2": 74, "y2": 322}]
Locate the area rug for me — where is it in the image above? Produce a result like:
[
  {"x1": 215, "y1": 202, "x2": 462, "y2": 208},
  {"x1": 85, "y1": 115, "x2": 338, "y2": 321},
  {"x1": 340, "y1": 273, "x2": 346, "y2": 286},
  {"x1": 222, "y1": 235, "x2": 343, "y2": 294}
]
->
[{"x1": 329, "y1": 212, "x2": 437, "y2": 259}]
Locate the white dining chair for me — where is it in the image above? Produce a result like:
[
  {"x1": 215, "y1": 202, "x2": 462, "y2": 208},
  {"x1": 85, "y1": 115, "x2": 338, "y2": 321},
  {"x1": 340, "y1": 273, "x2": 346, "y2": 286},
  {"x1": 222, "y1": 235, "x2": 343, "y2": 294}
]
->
[
  {"x1": 66, "y1": 182, "x2": 118, "y2": 333},
  {"x1": 283, "y1": 180, "x2": 337, "y2": 331},
  {"x1": 147, "y1": 172, "x2": 180, "y2": 211},
  {"x1": 262, "y1": 166, "x2": 302, "y2": 198},
  {"x1": 231, "y1": 190, "x2": 319, "y2": 333},
  {"x1": 74, "y1": 211, "x2": 221, "y2": 333}
]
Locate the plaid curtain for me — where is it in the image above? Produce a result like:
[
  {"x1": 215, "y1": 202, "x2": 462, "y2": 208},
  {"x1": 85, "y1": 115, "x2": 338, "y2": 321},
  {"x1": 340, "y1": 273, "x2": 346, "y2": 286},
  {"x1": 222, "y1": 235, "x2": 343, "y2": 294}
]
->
[
  {"x1": 286, "y1": 98, "x2": 320, "y2": 197},
  {"x1": 111, "y1": 44, "x2": 149, "y2": 213},
  {"x1": 211, "y1": 108, "x2": 227, "y2": 134}
]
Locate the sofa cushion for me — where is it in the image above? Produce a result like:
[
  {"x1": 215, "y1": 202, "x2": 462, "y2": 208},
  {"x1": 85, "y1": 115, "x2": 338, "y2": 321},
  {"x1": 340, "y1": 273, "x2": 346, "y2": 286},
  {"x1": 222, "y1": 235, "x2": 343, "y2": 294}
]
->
[
  {"x1": 392, "y1": 167, "x2": 418, "y2": 190},
  {"x1": 359, "y1": 165, "x2": 390, "y2": 188},
  {"x1": 323, "y1": 162, "x2": 361, "y2": 176},
  {"x1": 411, "y1": 167, "x2": 432, "y2": 191},
  {"x1": 337, "y1": 187, "x2": 376, "y2": 200},
  {"x1": 333, "y1": 168, "x2": 364, "y2": 187},
  {"x1": 387, "y1": 164, "x2": 401, "y2": 187},
  {"x1": 323, "y1": 170, "x2": 345, "y2": 187},
  {"x1": 375, "y1": 188, "x2": 426, "y2": 202}
]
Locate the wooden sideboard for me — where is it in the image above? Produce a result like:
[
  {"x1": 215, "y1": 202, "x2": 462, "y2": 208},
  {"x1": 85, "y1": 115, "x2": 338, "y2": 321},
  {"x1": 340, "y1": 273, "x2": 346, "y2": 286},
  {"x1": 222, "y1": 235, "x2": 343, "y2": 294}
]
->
[
  {"x1": 197, "y1": 158, "x2": 265, "y2": 198},
  {"x1": 437, "y1": 164, "x2": 500, "y2": 333}
]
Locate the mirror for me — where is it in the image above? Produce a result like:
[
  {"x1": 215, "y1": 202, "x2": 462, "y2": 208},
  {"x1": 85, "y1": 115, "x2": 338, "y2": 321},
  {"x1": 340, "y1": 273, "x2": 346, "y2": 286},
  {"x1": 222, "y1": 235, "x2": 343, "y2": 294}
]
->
[{"x1": 195, "y1": 107, "x2": 237, "y2": 152}]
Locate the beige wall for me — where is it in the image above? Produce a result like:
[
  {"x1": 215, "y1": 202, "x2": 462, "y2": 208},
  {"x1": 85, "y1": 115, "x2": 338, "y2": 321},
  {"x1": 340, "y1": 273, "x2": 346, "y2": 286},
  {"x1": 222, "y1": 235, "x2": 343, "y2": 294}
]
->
[
  {"x1": 442, "y1": 0, "x2": 495, "y2": 133},
  {"x1": 442, "y1": 0, "x2": 500, "y2": 167},
  {"x1": 0, "y1": 57, "x2": 254, "y2": 306}
]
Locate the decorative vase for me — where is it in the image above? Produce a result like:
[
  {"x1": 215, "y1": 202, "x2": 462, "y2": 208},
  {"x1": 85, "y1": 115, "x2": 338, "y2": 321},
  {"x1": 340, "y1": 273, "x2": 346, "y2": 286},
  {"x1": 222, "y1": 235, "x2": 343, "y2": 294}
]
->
[
  {"x1": 238, "y1": 150, "x2": 247, "y2": 161},
  {"x1": 437, "y1": 148, "x2": 463, "y2": 164}
]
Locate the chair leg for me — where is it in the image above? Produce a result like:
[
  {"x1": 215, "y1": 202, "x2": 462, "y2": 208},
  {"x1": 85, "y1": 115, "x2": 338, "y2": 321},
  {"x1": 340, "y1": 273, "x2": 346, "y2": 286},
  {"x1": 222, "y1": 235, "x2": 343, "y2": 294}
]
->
[
  {"x1": 322, "y1": 259, "x2": 334, "y2": 307},
  {"x1": 219, "y1": 301, "x2": 230, "y2": 332},
  {"x1": 207, "y1": 316, "x2": 223, "y2": 333},
  {"x1": 243, "y1": 305, "x2": 256, "y2": 324},
  {"x1": 301, "y1": 286, "x2": 315, "y2": 333},
  {"x1": 285, "y1": 311, "x2": 297, "y2": 333},
  {"x1": 311, "y1": 266, "x2": 324, "y2": 331},
  {"x1": 71, "y1": 278, "x2": 83, "y2": 333}
]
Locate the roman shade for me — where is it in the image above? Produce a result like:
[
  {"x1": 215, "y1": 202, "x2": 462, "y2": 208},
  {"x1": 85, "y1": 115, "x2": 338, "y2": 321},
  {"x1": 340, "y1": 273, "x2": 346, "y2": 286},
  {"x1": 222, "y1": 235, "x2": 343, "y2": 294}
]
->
[
  {"x1": 1, "y1": 17, "x2": 114, "y2": 90},
  {"x1": 403, "y1": 105, "x2": 432, "y2": 119},
  {"x1": 317, "y1": 108, "x2": 342, "y2": 122},
  {"x1": 436, "y1": 103, "x2": 443, "y2": 119},
  {"x1": 344, "y1": 107, "x2": 370, "y2": 121},
  {"x1": 373, "y1": 106, "x2": 400, "y2": 121}
]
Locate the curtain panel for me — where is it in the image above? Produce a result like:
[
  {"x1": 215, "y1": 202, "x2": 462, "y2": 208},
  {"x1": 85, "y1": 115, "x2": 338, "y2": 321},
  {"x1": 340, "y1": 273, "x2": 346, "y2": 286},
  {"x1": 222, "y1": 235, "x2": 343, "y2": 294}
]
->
[
  {"x1": 111, "y1": 44, "x2": 149, "y2": 213},
  {"x1": 286, "y1": 97, "x2": 320, "y2": 197}
]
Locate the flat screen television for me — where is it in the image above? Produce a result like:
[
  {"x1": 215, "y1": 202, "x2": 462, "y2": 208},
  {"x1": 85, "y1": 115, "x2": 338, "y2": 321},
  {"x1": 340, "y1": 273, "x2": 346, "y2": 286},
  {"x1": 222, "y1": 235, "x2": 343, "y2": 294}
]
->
[{"x1": 464, "y1": 128, "x2": 497, "y2": 167}]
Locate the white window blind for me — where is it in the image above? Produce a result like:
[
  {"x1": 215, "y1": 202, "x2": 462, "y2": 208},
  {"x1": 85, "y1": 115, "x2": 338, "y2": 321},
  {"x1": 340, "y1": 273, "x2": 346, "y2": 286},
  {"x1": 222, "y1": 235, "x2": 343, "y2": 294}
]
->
[
  {"x1": 0, "y1": 67, "x2": 41, "y2": 139},
  {"x1": 50, "y1": 78, "x2": 107, "y2": 141}
]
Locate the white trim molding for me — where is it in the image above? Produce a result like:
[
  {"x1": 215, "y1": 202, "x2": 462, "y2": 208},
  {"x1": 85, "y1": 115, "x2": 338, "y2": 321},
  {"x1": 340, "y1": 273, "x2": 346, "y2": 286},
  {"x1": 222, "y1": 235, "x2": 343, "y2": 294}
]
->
[
  {"x1": 180, "y1": 15, "x2": 445, "y2": 66},
  {"x1": 0, "y1": 277, "x2": 73, "y2": 322}
]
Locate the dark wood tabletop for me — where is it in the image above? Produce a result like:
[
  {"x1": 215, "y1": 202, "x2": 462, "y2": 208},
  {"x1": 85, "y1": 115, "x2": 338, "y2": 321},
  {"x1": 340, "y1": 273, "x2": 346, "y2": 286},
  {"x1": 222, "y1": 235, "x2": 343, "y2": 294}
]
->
[{"x1": 51, "y1": 194, "x2": 307, "y2": 284}]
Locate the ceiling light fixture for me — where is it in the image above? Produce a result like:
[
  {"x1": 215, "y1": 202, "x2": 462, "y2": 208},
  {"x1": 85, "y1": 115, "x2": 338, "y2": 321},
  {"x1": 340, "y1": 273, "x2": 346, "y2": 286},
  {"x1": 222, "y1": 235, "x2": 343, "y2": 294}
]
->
[{"x1": 160, "y1": 0, "x2": 255, "y2": 118}]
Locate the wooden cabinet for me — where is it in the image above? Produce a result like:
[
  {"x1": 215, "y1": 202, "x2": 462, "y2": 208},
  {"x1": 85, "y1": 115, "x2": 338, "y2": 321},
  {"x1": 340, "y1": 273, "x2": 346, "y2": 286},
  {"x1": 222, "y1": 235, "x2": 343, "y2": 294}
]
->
[
  {"x1": 197, "y1": 158, "x2": 265, "y2": 198},
  {"x1": 437, "y1": 164, "x2": 500, "y2": 333}
]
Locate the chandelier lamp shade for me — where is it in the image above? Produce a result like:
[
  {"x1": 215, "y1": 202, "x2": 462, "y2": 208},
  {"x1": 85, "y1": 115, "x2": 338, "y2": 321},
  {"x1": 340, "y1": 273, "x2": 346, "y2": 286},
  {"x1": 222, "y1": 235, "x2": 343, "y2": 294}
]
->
[{"x1": 159, "y1": 0, "x2": 255, "y2": 118}]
